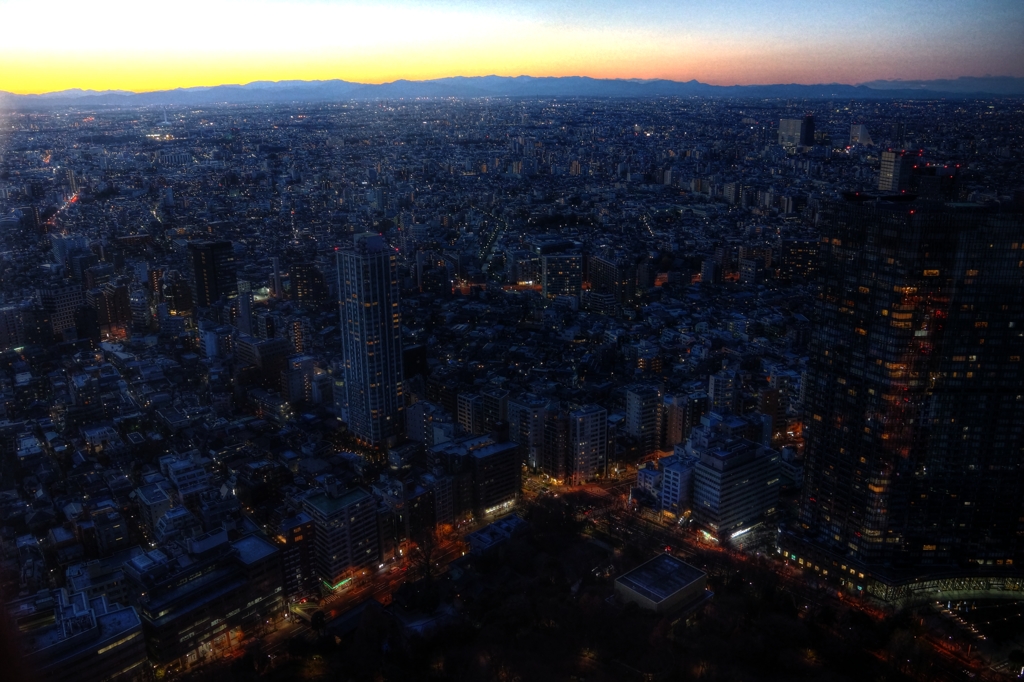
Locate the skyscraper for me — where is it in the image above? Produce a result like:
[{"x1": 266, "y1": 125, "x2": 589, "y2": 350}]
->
[
  {"x1": 336, "y1": 233, "x2": 404, "y2": 447},
  {"x1": 188, "y1": 241, "x2": 236, "y2": 308},
  {"x1": 797, "y1": 196, "x2": 1024, "y2": 571},
  {"x1": 849, "y1": 123, "x2": 873, "y2": 146},
  {"x1": 800, "y1": 114, "x2": 815, "y2": 146},
  {"x1": 878, "y1": 150, "x2": 917, "y2": 193},
  {"x1": 778, "y1": 115, "x2": 814, "y2": 148}
]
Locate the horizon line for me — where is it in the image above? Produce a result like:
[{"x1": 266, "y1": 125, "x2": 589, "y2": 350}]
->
[{"x1": 3, "y1": 73, "x2": 1022, "y2": 98}]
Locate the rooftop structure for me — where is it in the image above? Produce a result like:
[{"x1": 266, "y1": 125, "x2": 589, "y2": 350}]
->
[
  {"x1": 8, "y1": 589, "x2": 146, "y2": 682},
  {"x1": 614, "y1": 553, "x2": 711, "y2": 614}
]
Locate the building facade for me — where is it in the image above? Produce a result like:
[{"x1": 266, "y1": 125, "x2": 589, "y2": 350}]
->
[
  {"x1": 692, "y1": 438, "x2": 780, "y2": 538},
  {"x1": 187, "y1": 241, "x2": 236, "y2": 308},
  {"x1": 303, "y1": 486, "x2": 380, "y2": 588},
  {"x1": 336, "y1": 233, "x2": 405, "y2": 447},
  {"x1": 878, "y1": 150, "x2": 917, "y2": 193},
  {"x1": 626, "y1": 385, "x2": 663, "y2": 457},
  {"x1": 541, "y1": 253, "x2": 583, "y2": 299},
  {"x1": 568, "y1": 404, "x2": 608, "y2": 485},
  {"x1": 800, "y1": 197, "x2": 1024, "y2": 570}
]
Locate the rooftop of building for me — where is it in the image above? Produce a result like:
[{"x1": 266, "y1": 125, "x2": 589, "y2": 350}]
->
[
  {"x1": 465, "y1": 514, "x2": 527, "y2": 554},
  {"x1": 13, "y1": 590, "x2": 141, "y2": 660},
  {"x1": 232, "y1": 533, "x2": 278, "y2": 565},
  {"x1": 615, "y1": 553, "x2": 706, "y2": 604},
  {"x1": 279, "y1": 511, "x2": 313, "y2": 532},
  {"x1": 304, "y1": 486, "x2": 371, "y2": 516},
  {"x1": 135, "y1": 481, "x2": 170, "y2": 504},
  {"x1": 66, "y1": 547, "x2": 143, "y2": 590},
  {"x1": 471, "y1": 440, "x2": 519, "y2": 459}
]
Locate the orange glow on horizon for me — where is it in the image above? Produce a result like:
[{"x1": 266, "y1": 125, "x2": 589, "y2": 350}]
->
[
  {"x1": 1, "y1": 0, "x2": 1020, "y2": 96},
  {"x1": 0, "y1": 49, "x2": 972, "y2": 96}
]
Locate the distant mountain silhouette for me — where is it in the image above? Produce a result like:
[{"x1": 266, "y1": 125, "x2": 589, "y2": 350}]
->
[
  {"x1": 857, "y1": 76, "x2": 1024, "y2": 95},
  {"x1": 2, "y1": 75, "x2": 1022, "y2": 107}
]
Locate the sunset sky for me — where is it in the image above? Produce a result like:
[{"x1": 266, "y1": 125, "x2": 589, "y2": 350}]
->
[{"x1": 2, "y1": 0, "x2": 1022, "y2": 95}]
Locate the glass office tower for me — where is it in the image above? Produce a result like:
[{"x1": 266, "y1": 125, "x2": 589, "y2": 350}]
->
[{"x1": 800, "y1": 196, "x2": 1024, "y2": 570}]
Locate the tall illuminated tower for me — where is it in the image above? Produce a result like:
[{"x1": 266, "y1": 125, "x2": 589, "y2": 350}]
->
[
  {"x1": 797, "y1": 196, "x2": 1024, "y2": 572},
  {"x1": 336, "y1": 233, "x2": 404, "y2": 447}
]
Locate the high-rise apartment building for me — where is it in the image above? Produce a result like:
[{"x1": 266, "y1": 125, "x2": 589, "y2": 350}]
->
[
  {"x1": 542, "y1": 409, "x2": 570, "y2": 482},
  {"x1": 275, "y1": 512, "x2": 317, "y2": 599},
  {"x1": 626, "y1": 385, "x2": 663, "y2": 457},
  {"x1": 188, "y1": 241, "x2": 236, "y2": 308},
  {"x1": 708, "y1": 369, "x2": 739, "y2": 415},
  {"x1": 541, "y1": 253, "x2": 583, "y2": 299},
  {"x1": 336, "y1": 233, "x2": 405, "y2": 447},
  {"x1": 588, "y1": 253, "x2": 637, "y2": 306},
  {"x1": 281, "y1": 354, "x2": 316, "y2": 405},
  {"x1": 508, "y1": 394, "x2": 549, "y2": 470},
  {"x1": 568, "y1": 404, "x2": 608, "y2": 484},
  {"x1": 36, "y1": 282, "x2": 84, "y2": 341},
  {"x1": 798, "y1": 197, "x2": 1024, "y2": 570},
  {"x1": 291, "y1": 262, "x2": 328, "y2": 307},
  {"x1": 457, "y1": 392, "x2": 486, "y2": 435},
  {"x1": 663, "y1": 391, "x2": 708, "y2": 449},
  {"x1": 480, "y1": 385, "x2": 509, "y2": 432}
]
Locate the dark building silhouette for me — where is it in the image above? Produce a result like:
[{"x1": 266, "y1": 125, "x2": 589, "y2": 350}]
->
[
  {"x1": 798, "y1": 196, "x2": 1024, "y2": 572},
  {"x1": 275, "y1": 512, "x2": 317, "y2": 599},
  {"x1": 162, "y1": 272, "x2": 193, "y2": 316},
  {"x1": 778, "y1": 115, "x2": 815, "y2": 148},
  {"x1": 800, "y1": 114, "x2": 815, "y2": 146},
  {"x1": 188, "y1": 241, "x2": 236, "y2": 308},
  {"x1": 290, "y1": 262, "x2": 328, "y2": 307},
  {"x1": 588, "y1": 253, "x2": 638, "y2": 306},
  {"x1": 542, "y1": 409, "x2": 570, "y2": 482}
]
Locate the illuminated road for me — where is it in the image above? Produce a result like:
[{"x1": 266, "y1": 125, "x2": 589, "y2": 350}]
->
[
  {"x1": 218, "y1": 480, "x2": 1002, "y2": 682},
  {"x1": 317, "y1": 539, "x2": 467, "y2": 620}
]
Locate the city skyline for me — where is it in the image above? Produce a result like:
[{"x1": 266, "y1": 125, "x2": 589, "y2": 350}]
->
[
  {"x1": 1, "y1": 9, "x2": 1023, "y2": 672},
  {"x1": 2, "y1": 0, "x2": 1023, "y2": 95}
]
